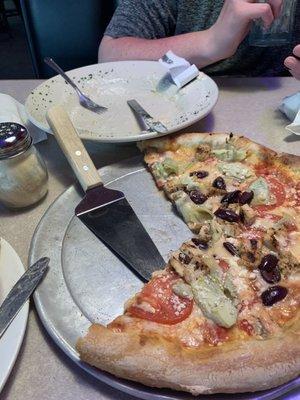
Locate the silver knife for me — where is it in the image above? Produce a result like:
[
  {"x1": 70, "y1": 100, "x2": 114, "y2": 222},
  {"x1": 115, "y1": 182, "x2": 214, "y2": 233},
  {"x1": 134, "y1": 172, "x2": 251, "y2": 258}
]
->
[
  {"x1": 127, "y1": 99, "x2": 168, "y2": 134},
  {"x1": 0, "y1": 257, "x2": 49, "y2": 338}
]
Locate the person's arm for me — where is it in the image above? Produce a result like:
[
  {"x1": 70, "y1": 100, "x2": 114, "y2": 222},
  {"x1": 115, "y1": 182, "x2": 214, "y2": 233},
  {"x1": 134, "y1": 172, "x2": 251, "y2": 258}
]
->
[
  {"x1": 285, "y1": 45, "x2": 300, "y2": 80},
  {"x1": 99, "y1": 31, "x2": 218, "y2": 69},
  {"x1": 99, "y1": 0, "x2": 283, "y2": 68}
]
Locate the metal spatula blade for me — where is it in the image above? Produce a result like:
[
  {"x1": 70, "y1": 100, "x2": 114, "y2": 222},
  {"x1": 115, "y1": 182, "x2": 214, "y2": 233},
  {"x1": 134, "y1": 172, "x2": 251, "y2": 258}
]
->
[
  {"x1": 47, "y1": 106, "x2": 165, "y2": 281},
  {"x1": 76, "y1": 187, "x2": 165, "y2": 279}
]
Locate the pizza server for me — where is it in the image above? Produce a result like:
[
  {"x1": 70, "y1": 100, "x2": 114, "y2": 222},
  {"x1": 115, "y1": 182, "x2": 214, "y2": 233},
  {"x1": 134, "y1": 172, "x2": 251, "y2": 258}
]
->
[{"x1": 47, "y1": 106, "x2": 165, "y2": 282}]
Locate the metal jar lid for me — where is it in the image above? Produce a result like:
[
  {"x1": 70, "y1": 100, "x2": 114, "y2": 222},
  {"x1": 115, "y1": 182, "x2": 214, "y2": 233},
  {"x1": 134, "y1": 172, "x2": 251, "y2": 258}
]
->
[{"x1": 0, "y1": 122, "x2": 32, "y2": 159}]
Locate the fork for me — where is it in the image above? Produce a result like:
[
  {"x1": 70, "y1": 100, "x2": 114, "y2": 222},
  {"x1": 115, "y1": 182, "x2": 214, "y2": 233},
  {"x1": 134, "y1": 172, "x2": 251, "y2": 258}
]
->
[{"x1": 44, "y1": 57, "x2": 107, "y2": 115}]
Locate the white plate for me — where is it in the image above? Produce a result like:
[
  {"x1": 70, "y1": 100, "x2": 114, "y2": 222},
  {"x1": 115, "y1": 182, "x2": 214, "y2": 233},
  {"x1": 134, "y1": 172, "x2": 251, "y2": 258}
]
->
[
  {"x1": 25, "y1": 61, "x2": 218, "y2": 143},
  {"x1": 0, "y1": 238, "x2": 29, "y2": 393}
]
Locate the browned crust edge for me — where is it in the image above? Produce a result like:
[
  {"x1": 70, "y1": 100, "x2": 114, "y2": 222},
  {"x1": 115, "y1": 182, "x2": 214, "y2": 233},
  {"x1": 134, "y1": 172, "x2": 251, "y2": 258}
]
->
[
  {"x1": 140, "y1": 132, "x2": 300, "y2": 170},
  {"x1": 76, "y1": 323, "x2": 300, "y2": 395}
]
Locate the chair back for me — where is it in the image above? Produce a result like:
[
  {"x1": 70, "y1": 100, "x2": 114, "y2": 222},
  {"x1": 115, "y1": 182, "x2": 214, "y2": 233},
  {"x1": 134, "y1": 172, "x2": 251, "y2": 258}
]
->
[{"x1": 20, "y1": 0, "x2": 116, "y2": 78}]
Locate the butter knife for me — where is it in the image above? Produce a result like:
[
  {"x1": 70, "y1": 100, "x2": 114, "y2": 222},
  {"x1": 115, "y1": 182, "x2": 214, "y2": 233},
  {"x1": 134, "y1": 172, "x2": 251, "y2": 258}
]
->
[
  {"x1": 127, "y1": 99, "x2": 168, "y2": 134},
  {"x1": 0, "y1": 257, "x2": 49, "y2": 339}
]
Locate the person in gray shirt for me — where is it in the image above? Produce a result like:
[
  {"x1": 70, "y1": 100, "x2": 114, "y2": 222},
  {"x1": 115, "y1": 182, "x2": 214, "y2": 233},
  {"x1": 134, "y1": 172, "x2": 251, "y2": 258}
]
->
[{"x1": 99, "y1": 0, "x2": 300, "y2": 79}]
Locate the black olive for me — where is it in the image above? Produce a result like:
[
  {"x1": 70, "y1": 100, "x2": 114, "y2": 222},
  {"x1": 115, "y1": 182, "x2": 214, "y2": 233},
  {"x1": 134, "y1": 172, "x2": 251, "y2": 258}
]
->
[
  {"x1": 190, "y1": 170, "x2": 209, "y2": 179},
  {"x1": 258, "y1": 254, "x2": 278, "y2": 272},
  {"x1": 214, "y1": 207, "x2": 240, "y2": 223},
  {"x1": 223, "y1": 242, "x2": 239, "y2": 256},
  {"x1": 260, "y1": 267, "x2": 281, "y2": 284},
  {"x1": 179, "y1": 252, "x2": 191, "y2": 265},
  {"x1": 261, "y1": 286, "x2": 288, "y2": 306},
  {"x1": 212, "y1": 176, "x2": 226, "y2": 190},
  {"x1": 194, "y1": 261, "x2": 202, "y2": 270},
  {"x1": 240, "y1": 210, "x2": 245, "y2": 224},
  {"x1": 246, "y1": 252, "x2": 255, "y2": 263},
  {"x1": 221, "y1": 190, "x2": 241, "y2": 204},
  {"x1": 250, "y1": 239, "x2": 257, "y2": 250},
  {"x1": 239, "y1": 191, "x2": 254, "y2": 205},
  {"x1": 191, "y1": 238, "x2": 209, "y2": 250},
  {"x1": 189, "y1": 190, "x2": 208, "y2": 204}
]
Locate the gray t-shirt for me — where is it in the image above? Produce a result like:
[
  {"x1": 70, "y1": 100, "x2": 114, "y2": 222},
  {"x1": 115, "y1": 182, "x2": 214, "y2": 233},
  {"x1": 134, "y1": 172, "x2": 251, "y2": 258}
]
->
[{"x1": 105, "y1": 0, "x2": 300, "y2": 76}]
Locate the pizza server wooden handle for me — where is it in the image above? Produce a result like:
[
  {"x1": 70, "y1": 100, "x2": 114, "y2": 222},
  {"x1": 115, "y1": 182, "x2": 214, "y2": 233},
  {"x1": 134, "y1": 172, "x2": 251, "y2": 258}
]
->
[{"x1": 46, "y1": 105, "x2": 102, "y2": 192}]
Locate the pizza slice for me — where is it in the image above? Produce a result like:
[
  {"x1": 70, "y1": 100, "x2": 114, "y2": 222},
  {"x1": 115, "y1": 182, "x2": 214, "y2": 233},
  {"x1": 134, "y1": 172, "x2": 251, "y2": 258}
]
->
[
  {"x1": 77, "y1": 232, "x2": 299, "y2": 394},
  {"x1": 77, "y1": 133, "x2": 300, "y2": 395},
  {"x1": 139, "y1": 131, "x2": 300, "y2": 272},
  {"x1": 138, "y1": 132, "x2": 300, "y2": 236}
]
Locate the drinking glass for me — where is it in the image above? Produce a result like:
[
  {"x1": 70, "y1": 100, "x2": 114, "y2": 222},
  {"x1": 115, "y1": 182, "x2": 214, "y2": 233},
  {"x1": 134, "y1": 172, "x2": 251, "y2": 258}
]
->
[{"x1": 249, "y1": 0, "x2": 297, "y2": 47}]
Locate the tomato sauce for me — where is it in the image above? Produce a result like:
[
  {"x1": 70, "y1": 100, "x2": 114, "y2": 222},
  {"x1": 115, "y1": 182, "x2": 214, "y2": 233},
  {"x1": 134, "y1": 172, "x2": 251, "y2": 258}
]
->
[
  {"x1": 238, "y1": 319, "x2": 254, "y2": 336},
  {"x1": 253, "y1": 163, "x2": 300, "y2": 213},
  {"x1": 127, "y1": 272, "x2": 193, "y2": 325},
  {"x1": 203, "y1": 323, "x2": 229, "y2": 346},
  {"x1": 239, "y1": 227, "x2": 264, "y2": 240},
  {"x1": 254, "y1": 176, "x2": 286, "y2": 217},
  {"x1": 218, "y1": 259, "x2": 230, "y2": 272}
]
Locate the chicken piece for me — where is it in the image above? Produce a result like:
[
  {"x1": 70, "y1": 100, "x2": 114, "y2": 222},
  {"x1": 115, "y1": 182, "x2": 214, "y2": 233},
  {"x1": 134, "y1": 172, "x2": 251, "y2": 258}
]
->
[
  {"x1": 278, "y1": 249, "x2": 300, "y2": 277},
  {"x1": 238, "y1": 237, "x2": 263, "y2": 269},
  {"x1": 169, "y1": 241, "x2": 214, "y2": 283},
  {"x1": 240, "y1": 204, "x2": 256, "y2": 226},
  {"x1": 195, "y1": 144, "x2": 211, "y2": 161},
  {"x1": 198, "y1": 223, "x2": 212, "y2": 243},
  {"x1": 263, "y1": 227, "x2": 277, "y2": 251}
]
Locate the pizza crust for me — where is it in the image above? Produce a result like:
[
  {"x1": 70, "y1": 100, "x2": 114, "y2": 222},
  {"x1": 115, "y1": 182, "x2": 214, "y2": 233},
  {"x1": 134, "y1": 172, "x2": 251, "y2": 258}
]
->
[
  {"x1": 140, "y1": 131, "x2": 300, "y2": 174},
  {"x1": 139, "y1": 132, "x2": 263, "y2": 153},
  {"x1": 76, "y1": 322, "x2": 300, "y2": 395}
]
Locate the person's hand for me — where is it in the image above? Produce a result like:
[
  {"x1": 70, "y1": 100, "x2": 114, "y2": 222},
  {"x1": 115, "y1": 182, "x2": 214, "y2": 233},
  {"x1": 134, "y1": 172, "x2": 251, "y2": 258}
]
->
[
  {"x1": 284, "y1": 45, "x2": 300, "y2": 80},
  {"x1": 208, "y1": 0, "x2": 283, "y2": 61}
]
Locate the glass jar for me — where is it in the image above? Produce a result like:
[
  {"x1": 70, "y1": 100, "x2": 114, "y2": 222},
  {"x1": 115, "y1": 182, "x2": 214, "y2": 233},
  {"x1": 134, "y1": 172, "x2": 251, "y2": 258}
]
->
[{"x1": 0, "y1": 122, "x2": 48, "y2": 208}]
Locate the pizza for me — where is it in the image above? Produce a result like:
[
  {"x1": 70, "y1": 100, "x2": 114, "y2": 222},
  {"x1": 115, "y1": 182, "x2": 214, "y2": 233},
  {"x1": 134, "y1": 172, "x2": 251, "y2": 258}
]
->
[{"x1": 76, "y1": 133, "x2": 300, "y2": 395}]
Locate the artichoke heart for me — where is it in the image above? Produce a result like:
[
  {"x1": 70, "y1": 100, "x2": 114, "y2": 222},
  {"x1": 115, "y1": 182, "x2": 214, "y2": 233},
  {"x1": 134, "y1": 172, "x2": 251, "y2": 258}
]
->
[
  {"x1": 249, "y1": 177, "x2": 270, "y2": 206},
  {"x1": 210, "y1": 219, "x2": 223, "y2": 243},
  {"x1": 153, "y1": 157, "x2": 179, "y2": 178},
  {"x1": 218, "y1": 162, "x2": 253, "y2": 182},
  {"x1": 179, "y1": 174, "x2": 202, "y2": 191},
  {"x1": 212, "y1": 146, "x2": 247, "y2": 162},
  {"x1": 191, "y1": 274, "x2": 238, "y2": 328},
  {"x1": 172, "y1": 281, "x2": 194, "y2": 300},
  {"x1": 223, "y1": 273, "x2": 239, "y2": 305},
  {"x1": 274, "y1": 213, "x2": 295, "y2": 229},
  {"x1": 174, "y1": 192, "x2": 213, "y2": 225}
]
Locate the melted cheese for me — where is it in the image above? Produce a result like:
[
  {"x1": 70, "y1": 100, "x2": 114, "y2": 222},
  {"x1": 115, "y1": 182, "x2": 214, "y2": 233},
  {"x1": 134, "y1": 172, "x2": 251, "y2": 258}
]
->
[
  {"x1": 287, "y1": 232, "x2": 300, "y2": 261},
  {"x1": 140, "y1": 133, "x2": 300, "y2": 345},
  {"x1": 204, "y1": 196, "x2": 223, "y2": 212}
]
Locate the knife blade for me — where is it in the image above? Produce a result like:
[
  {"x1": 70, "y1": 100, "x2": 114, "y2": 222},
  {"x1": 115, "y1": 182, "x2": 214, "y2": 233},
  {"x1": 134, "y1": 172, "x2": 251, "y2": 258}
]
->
[
  {"x1": 0, "y1": 257, "x2": 49, "y2": 339},
  {"x1": 46, "y1": 106, "x2": 165, "y2": 282},
  {"x1": 127, "y1": 99, "x2": 168, "y2": 134}
]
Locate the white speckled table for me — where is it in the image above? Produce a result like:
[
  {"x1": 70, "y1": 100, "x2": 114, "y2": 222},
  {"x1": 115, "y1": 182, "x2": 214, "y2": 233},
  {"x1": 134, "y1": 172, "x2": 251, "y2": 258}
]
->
[{"x1": 0, "y1": 78, "x2": 299, "y2": 400}]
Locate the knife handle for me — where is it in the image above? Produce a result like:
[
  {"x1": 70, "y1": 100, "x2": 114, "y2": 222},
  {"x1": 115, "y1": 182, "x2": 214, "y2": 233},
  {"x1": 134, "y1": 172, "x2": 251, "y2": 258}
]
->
[{"x1": 47, "y1": 106, "x2": 102, "y2": 192}]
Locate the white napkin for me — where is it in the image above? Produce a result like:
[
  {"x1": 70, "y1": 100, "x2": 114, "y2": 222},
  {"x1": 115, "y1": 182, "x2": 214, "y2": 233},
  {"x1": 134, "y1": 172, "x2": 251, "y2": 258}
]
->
[
  {"x1": 279, "y1": 91, "x2": 300, "y2": 135},
  {"x1": 159, "y1": 51, "x2": 199, "y2": 88},
  {"x1": 0, "y1": 94, "x2": 48, "y2": 143}
]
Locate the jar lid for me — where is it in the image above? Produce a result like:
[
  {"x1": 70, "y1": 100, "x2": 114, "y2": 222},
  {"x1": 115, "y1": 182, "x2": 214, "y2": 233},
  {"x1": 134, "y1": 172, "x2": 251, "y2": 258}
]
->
[{"x1": 0, "y1": 122, "x2": 32, "y2": 159}]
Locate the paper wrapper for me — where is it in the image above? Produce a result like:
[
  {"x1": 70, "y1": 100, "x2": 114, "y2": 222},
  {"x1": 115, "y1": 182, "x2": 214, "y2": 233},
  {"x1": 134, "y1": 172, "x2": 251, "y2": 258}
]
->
[
  {"x1": 0, "y1": 93, "x2": 48, "y2": 143},
  {"x1": 159, "y1": 51, "x2": 199, "y2": 88},
  {"x1": 279, "y1": 91, "x2": 300, "y2": 135}
]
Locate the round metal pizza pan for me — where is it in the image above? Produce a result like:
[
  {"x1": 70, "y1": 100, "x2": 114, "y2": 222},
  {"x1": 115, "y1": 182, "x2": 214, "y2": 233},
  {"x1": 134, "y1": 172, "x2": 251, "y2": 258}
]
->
[{"x1": 29, "y1": 155, "x2": 300, "y2": 400}]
